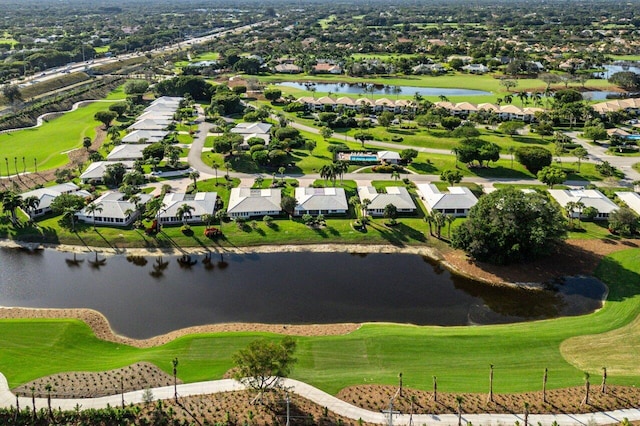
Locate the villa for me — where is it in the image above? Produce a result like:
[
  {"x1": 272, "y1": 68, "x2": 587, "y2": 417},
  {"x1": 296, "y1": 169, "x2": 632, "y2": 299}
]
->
[
  {"x1": 230, "y1": 122, "x2": 272, "y2": 148},
  {"x1": 158, "y1": 192, "x2": 218, "y2": 224},
  {"x1": 357, "y1": 186, "x2": 417, "y2": 216},
  {"x1": 76, "y1": 192, "x2": 152, "y2": 227},
  {"x1": 128, "y1": 118, "x2": 173, "y2": 131},
  {"x1": 227, "y1": 187, "x2": 282, "y2": 218},
  {"x1": 294, "y1": 187, "x2": 348, "y2": 216},
  {"x1": 122, "y1": 130, "x2": 169, "y2": 144},
  {"x1": 548, "y1": 188, "x2": 618, "y2": 220},
  {"x1": 79, "y1": 161, "x2": 135, "y2": 184},
  {"x1": 615, "y1": 192, "x2": 640, "y2": 215},
  {"x1": 416, "y1": 184, "x2": 478, "y2": 217},
  {"x1": 20, "y1": 183, "x2": 92, "y2": 218},
  {"x1": 106, "y1": 144, "x2": 149, "y2": 161}
]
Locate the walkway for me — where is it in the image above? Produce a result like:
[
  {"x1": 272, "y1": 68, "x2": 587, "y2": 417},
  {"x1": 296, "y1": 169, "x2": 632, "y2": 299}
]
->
[{"x1": 0, "y1": 373, "x2": 637, "y2": 425}]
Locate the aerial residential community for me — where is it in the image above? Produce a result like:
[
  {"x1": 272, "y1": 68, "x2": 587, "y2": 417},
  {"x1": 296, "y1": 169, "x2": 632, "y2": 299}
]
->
[{"x1": 2, "y1": 0, "x2": 640, "y2": 424}]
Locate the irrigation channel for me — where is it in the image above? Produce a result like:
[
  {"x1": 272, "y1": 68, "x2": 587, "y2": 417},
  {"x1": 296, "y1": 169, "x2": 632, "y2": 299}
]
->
[{"x1": 0, "y1": 247, "x2": 606, "y2": 339}]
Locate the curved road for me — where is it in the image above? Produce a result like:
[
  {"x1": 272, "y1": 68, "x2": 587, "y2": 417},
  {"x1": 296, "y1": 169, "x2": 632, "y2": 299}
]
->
[{"x1": 0, "y1": 373, "x2": 636, "y2": 426}]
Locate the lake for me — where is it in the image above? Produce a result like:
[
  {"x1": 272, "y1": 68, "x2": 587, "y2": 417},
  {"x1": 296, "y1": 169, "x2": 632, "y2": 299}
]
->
[
  {"x1": 0, "y1": 247, "x2": 606, "y2": 339},
  {"x1": 276, "y1": 82, "x2": 492, "y2": 97}
]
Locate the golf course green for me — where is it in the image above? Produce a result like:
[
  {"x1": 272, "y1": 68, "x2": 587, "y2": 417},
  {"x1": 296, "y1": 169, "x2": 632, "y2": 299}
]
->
[{"x1": 0, "y1": 248, "x2": 638, "y2": 395}]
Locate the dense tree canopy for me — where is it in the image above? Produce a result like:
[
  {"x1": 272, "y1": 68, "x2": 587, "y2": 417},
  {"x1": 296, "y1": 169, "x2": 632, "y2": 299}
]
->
[
  {"x1": 451, "y1": 187, "x2": 566, "y2": 264},
  {"x1": 515, "y1": 146, "x2": 552, "y2": 174}
]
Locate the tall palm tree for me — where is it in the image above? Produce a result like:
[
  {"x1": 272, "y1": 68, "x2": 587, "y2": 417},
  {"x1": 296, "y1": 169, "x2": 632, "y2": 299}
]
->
[
  {"x1": 542, "y1": 367, "x2": 548, "y2": 403},
  {"x1": 212, "y1": 161, "x2": 219, "y2": 184},
  {"x1": 189, "y1": 170, "x2": 200, "y2": 191},
  {"x1": 63, "y1": 206, "x2": 79, "y2": 232},
  {"x1": 507, "y1": 146, "x2": 516, "y2": 169},
  {"x1": 335, "y1": 160, "x2": 349, "y2": 184},
  {"x1": 1, "y1": 191, "x2": 23, "y2": 225},
  {"x1": 574, "y1": 201, "x2": 585, "y2": 229},
  {"x1": 23, "y1": 195, "x2": 40, "y2": 221},
  {"x1": 176, "y1": 203, "x2": 195, "y2": 226},
  {"x1": 433, "y1": 211, "x2": 445, "y2": 239},
  {"x1": 320, "y1": 164, "x2": 336, "y2": 186},
  {"x1": 85, "y1": 202, "x2": 103, "y2": 230},
  {"x1": 424, "y1": 211, "x2": 434, "y2": 236},
  {"x1": 348, "y1": 195, "x2": 360, "y2": 218},
  {"x1": 445, "y1": 214, "x2": 455, "y2": 239},
  {"x1": 456, "y1": 395, "x2": 464, "y2": 426},
  {"x1": 565, "y1": 201, "x2": 577, "y2": 227},
  {"x1": 215, "y1": 208, "x2": 226, "y2": 230},
  {"x1": 360, "y1": 198, "x2": 371, "y2": 220}
]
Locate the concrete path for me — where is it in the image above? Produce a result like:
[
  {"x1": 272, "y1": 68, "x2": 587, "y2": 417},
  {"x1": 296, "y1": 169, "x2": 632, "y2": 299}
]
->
[{"x1": 0, "y1": 373, "x2": 637, "y2": 425}]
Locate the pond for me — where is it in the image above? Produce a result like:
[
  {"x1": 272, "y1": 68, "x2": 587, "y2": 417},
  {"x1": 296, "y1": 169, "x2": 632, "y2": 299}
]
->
[
  {"x1": 276, "y1": 82, "x2": 492, "y2": 97},
  {"x1": 0, "y1": 247, "x2": 606, "y2": 339}
]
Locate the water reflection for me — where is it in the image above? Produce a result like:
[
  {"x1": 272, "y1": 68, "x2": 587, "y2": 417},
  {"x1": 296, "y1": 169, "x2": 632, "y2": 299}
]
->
[
  {"x1": 0, "y1": 248, "x2": 607, "y2": 339},
  {"x1": 277, "y1": 82, "x2": 492, "y2": 97}
]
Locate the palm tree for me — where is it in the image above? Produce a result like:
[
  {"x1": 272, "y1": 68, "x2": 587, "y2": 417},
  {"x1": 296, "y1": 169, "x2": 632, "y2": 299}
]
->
[
  {"x1": 254, "y1": 176, "x2": 264, "y2": 188},
  {"x1": 433, "y1": 211, "x2": 445, "y2": 239},
  {"x1": 215, "y1": 208, "x2": 226, "y2": 230},
  {"x1": 63, "y1": 206, "x2": 79, "y2": 232},
  {"x1": 391, "y1": 170, "x2": 400, "y2": 181},
  {"x1": 349, "y1": 195, "x2": 360, "y2": 218},
  {"x1": 1, "y1": 191, "x2": 23, "y2": 225},
  {"x1": 517, "y1": 91, "x2": 529, "y2": 107},
  {"x1": 212, "y1": 161, "x2": 219, "y2": 184},
  {"x1": 583, "y1": 372, "x2": 590, "y2": 405},
  {"x1": 507, "y1": 146, "x2": 516, "y2": 169},
  {"x1": 335, "y1": 160, "x2": 349, "y2": 184},
  {"x1": 424, "y1": 211, "x2": 434, "y2": 236},
  {"x1": 23, "y1": 195, "x2": 40, "y2": 221},
  {"x1": 504, "y1": 94, "x2": 513, "y2": 104},
  {"x1": 360, "y1": 198, "x2": 371, "y2": 220},
  {"x1": 86, "y1": 202, "x2": 103, "y2": 230},
  {"x1": 572, "y1": 147, "x2": 588, "y2": 172},
  {"x1": 445, "y1": 214, "x2": 455, "y2": 239},
  {"x1": 574, "y1": 201, "x2": 585, "y2": 229},
  {"x1": 176, "y1": 203, "x2": 194, "y2": 226},
  {"x1": 320, "y1": 164, "x2": 337, "y2": 186},
  {"x1": 542, "y1": 368, "x2": 548, "y2": 404},
  {"x1": 523, "y1": 401, "x2": 530, "y2": 426},
  {"x1": 278, "y1": 166, "x2": 286, "y2": 182},
  {"x1": 224, "y1": 161, "x2": 231, "y2": 178},
  {"x1": 488, "y1": 363, "x2": 494, "y2": 403},
  {"x1": 202, "y1": 213, "x2": 213, "y2": 228},
  {"x1": 189, "y1": 170, "x2": 200, "y2": 191},
  {"x1": 438, "y1": 95, "x2": 449, "y2": 103},
  {"x1": 456, "y1": 395, "x2": 464, "y2": 426},
  {"x1": 451, "y1": 147, "x2": 460, "y2": 168},
  {"x1": 433, "y1": 375, "x2": 438, "y2": 402}
]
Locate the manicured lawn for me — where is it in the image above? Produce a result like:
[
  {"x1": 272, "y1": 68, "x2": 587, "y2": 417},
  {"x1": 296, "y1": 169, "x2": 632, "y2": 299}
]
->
[
  {"x1": 1, "y1": 248, "x2": 640, "y2": 394},
  {"x1": 0, "y1": 101, "x2": 116, "y2": 173}
]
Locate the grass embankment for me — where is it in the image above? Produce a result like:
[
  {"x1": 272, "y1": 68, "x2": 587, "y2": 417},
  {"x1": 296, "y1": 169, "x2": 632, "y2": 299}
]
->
[
  {"x1": 0, "y1": 248, "x2": 639, "y2": 394},
  {"x1": 0, "y1": 100, "x2": 117, "y2": 173}
]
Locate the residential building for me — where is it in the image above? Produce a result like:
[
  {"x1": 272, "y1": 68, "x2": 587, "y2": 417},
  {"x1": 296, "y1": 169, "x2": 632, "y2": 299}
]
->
[
  {"x1": 20, "y1": 183, "x2": 91, "y2": 218},
  {"x1": 106, "y1": 144, "x2": 148, "y2": 161},
  {"x1": 77, "y1": 192, "x2": 151, "y2": 227},
  {"x1": 227, "y1": 188, "x2": 282, "y2": 218},
  {"x1": 158, "y1": 192, "x2": 217, "y2": 224},
  {"x1": 122, "y1": 130, "x2": 169, "y2": 144},
  {"x1": 416, "y1": 184, "x2": 478, "y2": 217},
  {"x1": 294, "y1": 187, "x2": 348, "y2": 216},
  {"x1": 615, "y1": 192, "x2": 640, "y2": 215},
  {"x1": 357, "y1": 186, "x2": 417, "y2": 216},
  {"x1": 548, "y1": 189, "x2": 618, "y2": 220},
  {"x1": 79, "y1": 161, "x2": 135, "y2": 184}
]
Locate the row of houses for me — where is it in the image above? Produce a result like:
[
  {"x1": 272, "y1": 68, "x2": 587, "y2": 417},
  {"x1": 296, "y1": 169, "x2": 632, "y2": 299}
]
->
[
  {"x1": 80, "y1": 97, "x2": 183, "y2": 183},
  {"x1": 592, "y1": 98, "x2": 640, "y2": 115},
  {"x1": 20, "y1": 181, "x2": 639, "y2": 227},
  {"x1": 296, "y1": 96, "x2": 544, "y2": 121}
]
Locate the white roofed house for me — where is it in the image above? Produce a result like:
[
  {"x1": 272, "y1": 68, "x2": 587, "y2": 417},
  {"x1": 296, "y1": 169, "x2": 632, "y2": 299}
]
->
[
  {"x1": 294, "y1": 187, "x2": 348, "y2": 216},
  {"x1": 20, "y1": 183, "x2": 92, "y2": 218},
  {"x1": 416, "y1": 184, "x2": 478, "y2": 217},
  {"x1": 230, "y1": 122, "x2": 272, "y2": 149},
  {"x1": 128, "y1": 118, "x2": 172, "y2": 131},
  {"x1": 615, "y1": 192, "x2": 640, "y2": 215},
  {"x1": 548, "y1": 189, "x2": 618, "y2": 220},
  {"x1": 79, "y1": 161, "x2": 135, "y2": 184},
  {"x1": 357, "y1": 186, "x2": 417, "y2": 216},
  {"x1": 76, "y1": 192, "x2": 152, "y2": 227},
  {"x1": 106, "y1": 144, "x2": 148, "y2": 161},
  {"x1": 377, "y1": 151, "x2": 401, "y2": 164},
  {"x1": 227, "y1": 188, "x2": 282, "y2": 218},
  {"x1": 122, "y1": 130, "x2": 168, "y2": 144},
  {"x1": 158, "y1": 192, "x2": 218, "y2": 225}
]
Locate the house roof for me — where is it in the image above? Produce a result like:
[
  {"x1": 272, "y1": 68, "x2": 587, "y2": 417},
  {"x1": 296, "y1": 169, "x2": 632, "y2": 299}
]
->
[
  {"x1": 160, "y1": 192, "x2": 218, "y2": 218},
  {"x1": 230, "y1": 122, "x2": 272, "y2": 134},
  {"x1": 548, "y1": 189, "x2": 619, "y2": 214},
  {"x1": 78, "y1": 192, "x2": 152, "y2": 220},
  {"x1": 295, "y1": 187, "x2": 348, "y2": 212},
  {"x1": 357, "y1": 186, "x2": 416, "y2": 210},
  {"x1": 615, "y1": 191, "x2": 640, "y2": 215},
  {"x1": 416, "y1": 184, "x2": 478, "y2": 211},
  {"x1": 80, "y1": 161, "x2": 135, "y2": 180},
  {"x1": 106, "y1": 144, "x2": 148, "y2": 160},
  {"x1": 128, "y1": 118, "x2": 172, "y2": 130},
  {"x1": 122, "y1": 130, "x2": 168, "y2": 144},
  {"x1": 227, "y1": 188, "x2": 281, "y2": 215},
  {"x1": 151, "y1": 96, "x2": 182, "y2": 106},
  {"x1": 377, "y1": 151, "x2": 401, "y2": 161},
  {"x1": 21, "y1": 183, "x2": 91, "y2": 211}
]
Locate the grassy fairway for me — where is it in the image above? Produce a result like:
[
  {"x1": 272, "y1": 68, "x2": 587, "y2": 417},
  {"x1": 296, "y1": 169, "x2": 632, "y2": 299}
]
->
[
  {"x1": 0, "y1": 101, "x2": 116, "y2": 173},
  {"x1": 0, "y1": 248, "x2": 639, "y2": 394}
]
